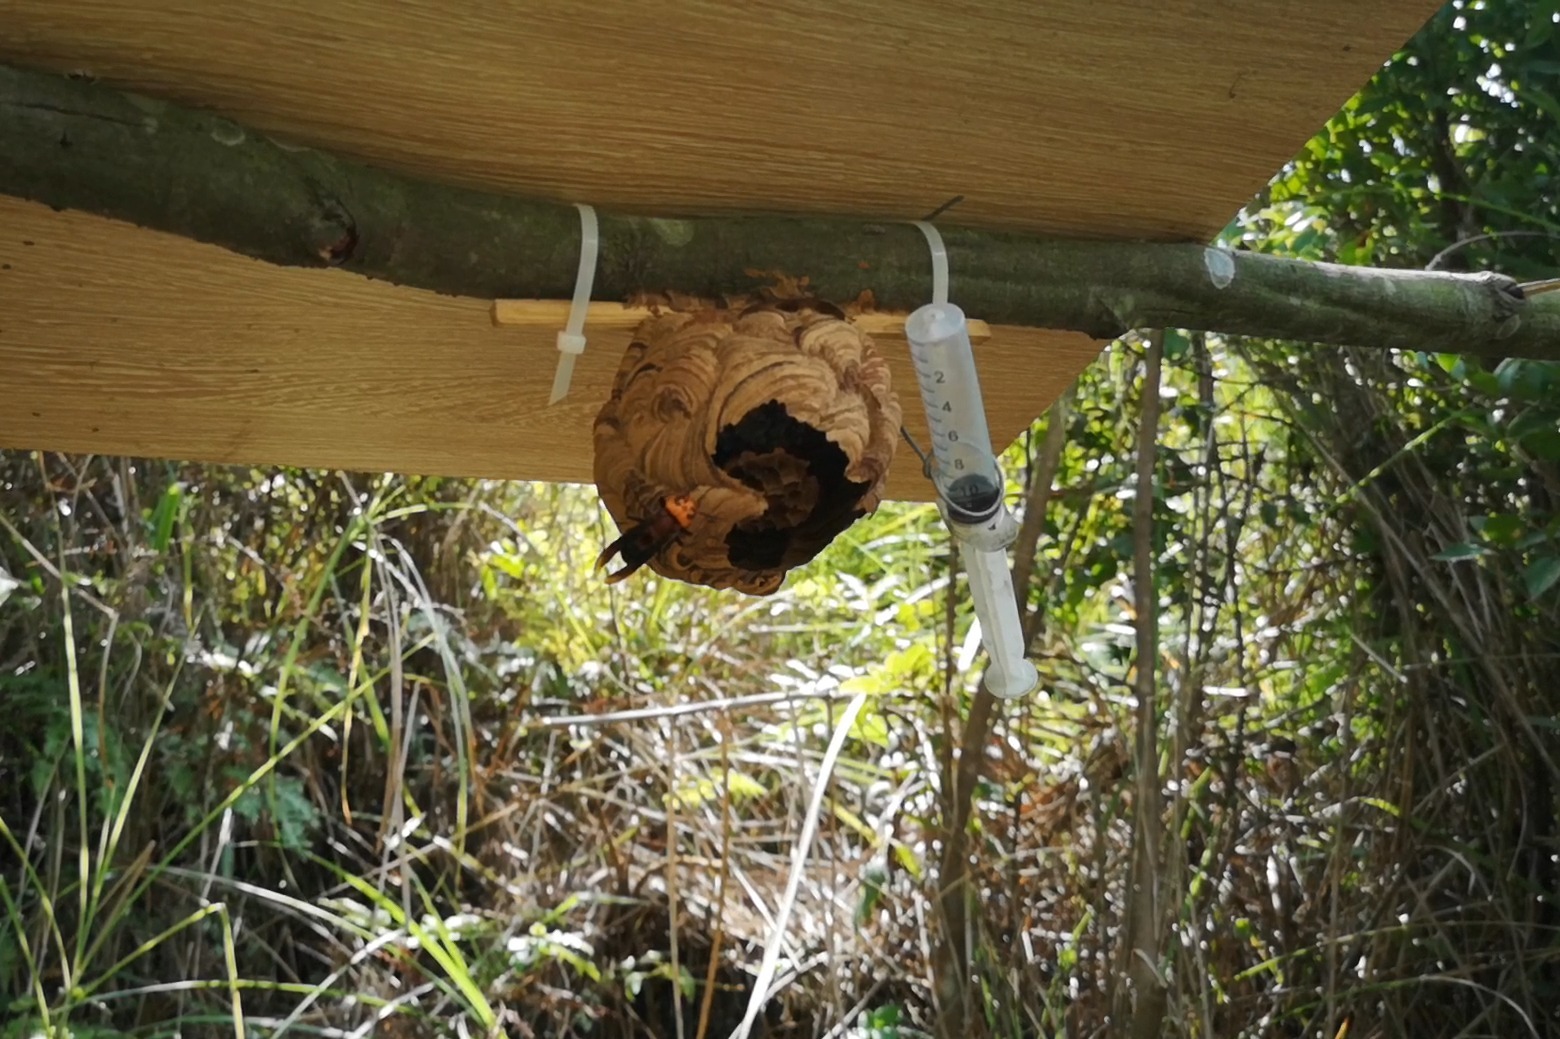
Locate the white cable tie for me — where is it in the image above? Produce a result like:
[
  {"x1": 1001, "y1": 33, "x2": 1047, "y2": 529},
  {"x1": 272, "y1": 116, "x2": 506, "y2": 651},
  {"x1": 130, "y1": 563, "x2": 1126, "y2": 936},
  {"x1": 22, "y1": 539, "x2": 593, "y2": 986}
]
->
[
  {"x1": 548, "y1": 203, "x2": 600, "y2": 404},
  {"x1": 912, "y1": 220, "x2": 949, "y2": 306}
]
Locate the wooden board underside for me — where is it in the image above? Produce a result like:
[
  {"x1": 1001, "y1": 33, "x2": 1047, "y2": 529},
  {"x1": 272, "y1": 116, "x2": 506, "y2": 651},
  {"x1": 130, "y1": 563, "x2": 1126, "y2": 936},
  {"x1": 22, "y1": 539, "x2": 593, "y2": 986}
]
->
[
  {"x1": 0, "y1": 198, "x2": 1103, "y2": 502},
  {"x1": 0, "y1": 0, "x2": 1437, "y2": 240},
  {"x1": 0, "y1": 0, "x2": 1437, "y2": 489}
]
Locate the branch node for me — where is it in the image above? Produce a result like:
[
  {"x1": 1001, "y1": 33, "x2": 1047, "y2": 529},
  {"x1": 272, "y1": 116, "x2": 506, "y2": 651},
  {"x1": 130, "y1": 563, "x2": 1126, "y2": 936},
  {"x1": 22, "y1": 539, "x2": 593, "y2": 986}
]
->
[{"x1": 308, "y1": 206, "x2": 358, "y2": 265}]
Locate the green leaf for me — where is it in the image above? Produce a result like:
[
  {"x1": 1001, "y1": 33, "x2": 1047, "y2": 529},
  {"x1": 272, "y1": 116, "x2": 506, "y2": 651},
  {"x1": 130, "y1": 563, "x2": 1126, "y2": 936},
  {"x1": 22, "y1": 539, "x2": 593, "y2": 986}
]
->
[
  {"x1": 723, "y1": 770, "x2": 768, "y2": 801},
  {"x1": 1451, "y1": 409, "x2": 1497, "y2": 438},
  {"x1": 489, "y1": 553, "x2": 527, "y2": 579},
  {"x1": 1358, "y1": 797, "x2": 1402, "y2": 817},
  {"x1": 1522, "y1": 429, "x2": 1560, "y2": 462},
  {"x1": 892, "y1": 840, "x2": 924, "y2": 879},
  {"x1": 1289, "y1": 226, "x2": 1326, "y2": 258},
  {"x1": 856, "y1": 864, "x2": 886, "y2": 925},
  {"x1": 1466, "y1": 369, "x2": 1502, "y2": 397},
  {"x1": 1335, "y1": 235, "x2": 1369, "y2": 265},
  {"x1": 1432, "y1": 542, "x2": 1487, "y2": 562},
  {"x1": 865, "y1": 1003, "x2": 903, "y2": 1038},
  {"x1": 1353, "y1": 90, "x2": 1399, "y2": 117},
  {"x1": 271, "y1": 774, "x2": 322, "y2": 850},
  {"x1": 1523, "y1": 556, "x2": 1560, "y2": 599},
  {"x1": 1514, "y1": 81, "x2": 1560, "y2": 125},
  {"x1": 1528, "y1": 0, "x2": 1560, "y2": 45},
  {"x1": 1516, "y1": 527, "x2": 1556, "y2": 551},
  {"x1": 1480, "y1": 514, "x2": 1526, "y2": 544},
  {"x1": 1496, "y1": 359, "x2": 1555, "y2": 401},
  {"x1": 1507, "y1": 405, "x2": 1560, "y2": 441},
  {"x1": 148, "y1": 481, "x2": 184, "y2": 553},
  {"x1": 850, "y1": 707, "x2": 891, "y2": 747}
]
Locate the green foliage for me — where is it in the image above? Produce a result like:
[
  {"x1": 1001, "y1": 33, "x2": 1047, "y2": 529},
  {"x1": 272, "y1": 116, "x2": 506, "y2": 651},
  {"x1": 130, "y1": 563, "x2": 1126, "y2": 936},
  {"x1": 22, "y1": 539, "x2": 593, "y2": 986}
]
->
[
  {"x1": 1243, "y1": 0, "x2": 1560, "y2": 274},
  {"x1": 0, "y1": 1021, "x2": 130, "y2": 1039},
  {"x1": 1208, "y1": 5, "x2": 1560, "y2": 1035}
]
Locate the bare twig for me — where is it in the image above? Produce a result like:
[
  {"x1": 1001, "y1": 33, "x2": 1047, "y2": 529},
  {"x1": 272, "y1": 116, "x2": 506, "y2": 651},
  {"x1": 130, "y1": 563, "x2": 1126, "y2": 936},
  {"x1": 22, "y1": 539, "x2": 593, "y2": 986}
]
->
[
  {"x1": 1119, "y1": 330, "x2": 1168, "y2": 1039},
  {"x1": 1424, "y1": 230, "x2": 1560, "y2": 271},
  {"x1": 694, "y1": 729, "x2": 735, "y2": 1039},
  {"x1": 667, "y1": 724, "x2": 687, "y2": 1039},
  {"x1": 0, "y1": 510, "x2": 117, "y2": 619},
  {"x1": 730, "y1": 693, "x2": 869, "y2": 1039},
  {"x1": 528, "y1": 687, "x2": 857, "y2": 729},
  {"x1": 1013, "y1": 386, "x2": 1076, "y2": 644}
]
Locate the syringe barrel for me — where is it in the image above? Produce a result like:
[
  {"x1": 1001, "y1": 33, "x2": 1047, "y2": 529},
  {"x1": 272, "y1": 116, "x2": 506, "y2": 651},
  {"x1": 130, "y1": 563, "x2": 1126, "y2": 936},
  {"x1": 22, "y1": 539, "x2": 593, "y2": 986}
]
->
[{"x1": 905, "y1": 302, "x2": 1002, "y2": 523}]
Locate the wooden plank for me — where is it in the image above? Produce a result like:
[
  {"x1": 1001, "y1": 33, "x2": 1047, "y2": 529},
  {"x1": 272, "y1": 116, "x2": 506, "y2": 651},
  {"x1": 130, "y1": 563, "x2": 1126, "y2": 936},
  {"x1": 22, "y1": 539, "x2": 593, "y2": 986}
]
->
[
  {"x1": 0, "y1": 197, "x2": 1103, "y2": 501},
  {"x1": 0, "y1": 0, "x2": 1438, "y2": 240},
  {"x1": 0, "y1": 0, "x2": 1437, "y2": 488}
]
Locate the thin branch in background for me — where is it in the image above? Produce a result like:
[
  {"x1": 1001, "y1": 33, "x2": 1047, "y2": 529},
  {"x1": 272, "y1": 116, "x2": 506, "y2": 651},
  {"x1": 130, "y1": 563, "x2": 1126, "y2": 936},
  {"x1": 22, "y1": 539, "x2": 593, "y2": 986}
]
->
[
  {"x1": 666, "y1": 723, "x2": 686, "y2": 1039},
  {"x1": 0, "y1": 509, "x2": 117, "y2": 619},
  {"x1": 1424, "y1": 229, "x2": 1560, "y2": 271},
  {"x1": 1013, "y1": 385, "x2": 1076, "y2": 645},
  {"x1": 1212, "y1": 378, "x2": 1259, "y2": 891},
  {"x1": 1173, "y1": 329, "x2": 1221, "y2": 1036},
  {"x1": 931, "y1": 534, "x2": 967, "y2": 1039},
  {"x1": 934, "y1": 675, "x2": 995, "y2": 1036},
  {"x1": 528, "y1": 686, "x2": 857, "y2": 729},
  {"x1": 729, "y1": 693, "x2": 869, "y2": 1039},
  {"x1": 1120, "y1": 329, "x2": 1168, "y2": 1039},
  {"x1": 693, "y1": 728, "x2": 735, "y2": 1039}
]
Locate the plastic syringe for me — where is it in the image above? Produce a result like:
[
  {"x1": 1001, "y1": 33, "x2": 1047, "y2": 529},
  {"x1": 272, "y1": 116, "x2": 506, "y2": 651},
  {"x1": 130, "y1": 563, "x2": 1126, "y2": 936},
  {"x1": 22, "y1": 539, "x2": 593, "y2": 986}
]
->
[{"x1": 905, "y1": 302, "x2": 1040, "y2": 700}]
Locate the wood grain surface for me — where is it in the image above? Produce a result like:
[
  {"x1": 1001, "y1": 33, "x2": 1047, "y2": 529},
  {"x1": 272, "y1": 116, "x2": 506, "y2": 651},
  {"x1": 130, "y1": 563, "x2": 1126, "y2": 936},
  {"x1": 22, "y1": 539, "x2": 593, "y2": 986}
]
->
[
  {"x1": 0, "y1": 197, "x2": 1102, "y2": 501},
  {"x1": 0, "y1": 0, "x2": 1437, "y2": 238},
  {"x1": 0, "y1": 0, "x2": 1438, "y2": 488}
]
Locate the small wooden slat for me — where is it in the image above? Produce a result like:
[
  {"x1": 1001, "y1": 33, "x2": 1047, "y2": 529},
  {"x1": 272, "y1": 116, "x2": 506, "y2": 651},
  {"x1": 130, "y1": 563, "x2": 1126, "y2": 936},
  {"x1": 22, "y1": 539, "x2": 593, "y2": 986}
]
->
[
  {"x1": 0, "y1": 197, "x2": 1103, "y2": 502},
  {"x1": 490, "y1": 300, "x2": 993, "y2": 342}
]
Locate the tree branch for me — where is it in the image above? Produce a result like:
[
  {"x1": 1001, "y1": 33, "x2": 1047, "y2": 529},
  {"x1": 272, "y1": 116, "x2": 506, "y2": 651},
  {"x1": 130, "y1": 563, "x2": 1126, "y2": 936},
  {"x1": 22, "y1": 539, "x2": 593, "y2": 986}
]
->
[{"x1": 3, "y1": 61, "x2": 1556, "y2": 359}]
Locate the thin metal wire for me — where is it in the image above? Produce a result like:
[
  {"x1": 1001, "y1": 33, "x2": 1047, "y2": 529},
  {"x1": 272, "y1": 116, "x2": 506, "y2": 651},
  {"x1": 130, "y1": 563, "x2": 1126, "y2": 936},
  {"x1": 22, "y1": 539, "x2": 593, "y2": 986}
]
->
[
  {"x1": 923, "y1": 194, "x2": 966, "y2": 222},
  {"x1": 899, "y1": 425, "x2": 936, "y2": 480}
]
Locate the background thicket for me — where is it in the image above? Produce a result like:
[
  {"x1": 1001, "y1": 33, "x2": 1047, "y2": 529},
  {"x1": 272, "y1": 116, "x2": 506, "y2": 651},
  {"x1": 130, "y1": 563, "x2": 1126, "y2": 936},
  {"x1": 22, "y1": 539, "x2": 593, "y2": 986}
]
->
[{"x1": 3, "y1": 1, "x2": 1558, "y2": 1036}]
